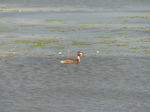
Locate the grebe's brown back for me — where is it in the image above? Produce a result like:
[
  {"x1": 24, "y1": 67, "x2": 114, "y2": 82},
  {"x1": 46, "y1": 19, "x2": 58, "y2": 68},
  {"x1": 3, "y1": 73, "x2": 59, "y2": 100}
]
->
[{"x1": 60, "y1": 51, "x2": 83, "y2": 63}]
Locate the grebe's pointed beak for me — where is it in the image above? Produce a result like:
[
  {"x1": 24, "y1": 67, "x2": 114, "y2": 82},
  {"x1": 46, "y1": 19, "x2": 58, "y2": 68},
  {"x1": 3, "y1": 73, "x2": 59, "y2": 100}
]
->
[
  {"x1": 80, "y1": 52, "x2": 84, "y2": 56},
  {"x1": 80, "y1": 52, "x2": 83, "y2": 56}
]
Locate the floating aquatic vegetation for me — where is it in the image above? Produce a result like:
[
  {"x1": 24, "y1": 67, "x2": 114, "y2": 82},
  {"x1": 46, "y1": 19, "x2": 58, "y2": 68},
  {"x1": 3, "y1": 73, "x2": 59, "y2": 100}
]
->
[
  {"x1": 93, "y1": 36, "x2": 114, "y2": 39},
  {"x1": 100, "y1": 42, "x2": 109, "y2": 44},
  {"x1": 58, "y1": 30, "x2": 69, "y2": 32},
  {"x1": 0, "y1": 5, "x2": 13, "y2": 10},
  {"x1": 142, "y1": 49, "x2": 149, "y2": 52},
  {"x1": 130, "y1": 47, "x2": 138, "y2": 50},
  {"x1": 100, "y1": 41, "x2": 112, "y2": 44},
  {"x1": 13, "y1": 40, "x2": 58, "y2": 47},
  {"x1": 78, "y1": 27, "x2": 98, "y2": 30},
  {"x1": 0, "y1": 27, "x2": 9, "y2": 31},
  {"x1": 145, "y1": 26, "x2": 150, "y2": 29},
  {"x1": 52, "y1": 46, "x2": 65, "y2": 49},
  {"x1": 141, "y1": 46, "x2": 149, "y2": 49},
  {"x1": 44, "y1": 19, "x2": 63, "y2": 22},
  {"x1": 0, "y1": 42, "x2": 5, "y2": 46},
  {"x1": 5, "y1": 35, "x2": 19, "y2": 38},
  {"x1": 145, "y1": 30, "x2": 150, "y2": 32},
  {"x1": 118, "y1": 33, "x2": 125, "y2": 35},
  {"x1": 27, "y1": 40, "x2": 57, "y2": 44},
  {"x1": 75, "y1": 9, "x2": 87, "y2": 12},
  {"x1": 71, "y1": 41, "x2": 92, "y2": 45},
  {"x1": 13, "y1": 40, "x2": 33, "y2": 44},
  {"x1": 142, "y1": 9, "x2": 150, "y2": 12},
  {"x1": 31, "y1": 44, "x2": 45, "y2": 47},
  {"x1": 123, "y1": 20, "x2": 129, "y2": 22},
  {"x1": 13, "y1": 10, "x2": 21, "y2": 12},
  {"x1": 117, "y1": 27, "x2": 129, "y2": 30},
  {"x1": 108, "y1": 44, "x2": 129, "y2": 47},
  {"x1": 47, "y1": 54, "x2": 55, "y2": 56},
  {"x1": 127, "y1": 16, "x2": 148, "y2": 19},
  {"x1": 118, "y1": 16, "x2": 148, "y2": 19}
]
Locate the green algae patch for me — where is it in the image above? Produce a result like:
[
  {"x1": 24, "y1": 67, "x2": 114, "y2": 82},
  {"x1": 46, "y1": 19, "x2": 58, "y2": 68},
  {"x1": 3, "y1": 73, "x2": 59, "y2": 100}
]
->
[
  {"x1": 108, "y1": 44, "x2": 129, "y2": 47},
  {"x1": 141, "y1": 46, "x2": 149, "y2": 49},
  {"x1": 31, "y1": 40, "x2": 58, "y2": 47},
  {"x1": 78, "y1": 26, "x2": 99, "y2": 30},
  {"x1": 116, "y1": 27, "x2": 129, "y2": 30},
  {"x1": 13, "y1": 10, "x2": 21, "y2": 12},
  {"x1": 71, "y1": 41, "x2": 92, "y2": 46},
  {"x1": 33, "y1": 40, "x2": 58, "y2": 44},
  {"x1": 47, "y1": 54, "x2": 55, "y2": 56},
  {"x1": 0, "y1": 27, "x2": 9, "y2": 31},
  {"x1": 5, "y1": 35, "x2": 19, "y2": 38},
  {"x1": 145, "y1": 30, "x2": 150, "y2": 32},
  {"x1": 31, "y1": 44, "x2": 45, "y2": 47},
  {"x1": 142, "y1": 49, "x2": 149, "y2": 52},
  {"x1": 142, "y1": 9, "x2": 150, "y2": 12},
  {"x1": 58, "y1": 30, "x2": 69, "y2": 32},
  {"x1": 75, "y1": 9, "x2": 87, "y2": 12},
  {"x1": 123, "y1": 20, "x2": 129, "y2": 22},
  {"x1": 44, "y1": 19, "x2": 63, "y2": 22},
  {"x1": 52, "y1": 46, "x2": 65, "y2": 49},
  {"x1": 127, "y1": 16, "x2": 148, "y2": 19},
  {"x1": 13, "y1": 40, "x2": 33, "y2": 44},
  {"x1": 12, "y1": 40, "x2": 58, "y2": 48},
  {"x1": 93, "y1": 36, "x2": 114, "y2": 39},
  {"x1": 0, "y1": 42, "x2": 5, "y2": 46},
  {"x1": 101, "y1": 42, "x2": 110, "y2": 44},
  {"x1": 13, "y1": 40, "x2": 58, "y2": 46},
  {"x1": 100, "y1": 41, "x2": 113, "y2": 44},
  {"x1": 130, "y1": 47, "x2": 138, "y2": 50},
  {"x1": 118, "y1": 33, "x2": 125, "y2": 35},
  {"x1": 145, "y1": 26, "x2": 150, "y2": 29},
  {"x1": 0, "y1": 5, "x2": 13, "y2": 10}
]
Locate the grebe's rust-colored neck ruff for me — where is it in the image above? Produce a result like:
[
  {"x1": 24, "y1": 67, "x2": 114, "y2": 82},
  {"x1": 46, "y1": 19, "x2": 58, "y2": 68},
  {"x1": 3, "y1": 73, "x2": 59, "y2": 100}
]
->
[{"x1": 60, "y1": 51, "x2": 83, "y2": 63}]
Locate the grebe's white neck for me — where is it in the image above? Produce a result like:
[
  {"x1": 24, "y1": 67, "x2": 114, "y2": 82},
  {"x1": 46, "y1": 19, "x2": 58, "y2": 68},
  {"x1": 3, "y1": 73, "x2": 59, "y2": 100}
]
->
[{"x1": 77, "y1": 56, "x2": 80, "y2": 62}]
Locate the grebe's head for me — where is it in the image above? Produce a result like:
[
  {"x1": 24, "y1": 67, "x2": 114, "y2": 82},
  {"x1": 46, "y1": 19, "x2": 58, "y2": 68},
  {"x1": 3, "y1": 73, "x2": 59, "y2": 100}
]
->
[{"x1": 77, "y1": 51, "x2": 83, "y2": 56}]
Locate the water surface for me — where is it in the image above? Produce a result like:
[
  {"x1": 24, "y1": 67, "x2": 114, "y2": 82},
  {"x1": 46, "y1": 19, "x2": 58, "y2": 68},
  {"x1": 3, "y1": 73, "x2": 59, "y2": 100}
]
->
[
  {"x1": 0, "y1": 0, "x2": 150, "y2": 111},
  {"x1": 0, "y1": 56, "x2": 150, "y2": 112}
]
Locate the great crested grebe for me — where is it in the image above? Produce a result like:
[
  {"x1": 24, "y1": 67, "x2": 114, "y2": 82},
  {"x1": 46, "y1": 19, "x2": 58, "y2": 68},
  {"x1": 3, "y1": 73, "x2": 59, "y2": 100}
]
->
[{"x1": 60, "y1": 51, "x2": 83, "y2": 63}]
